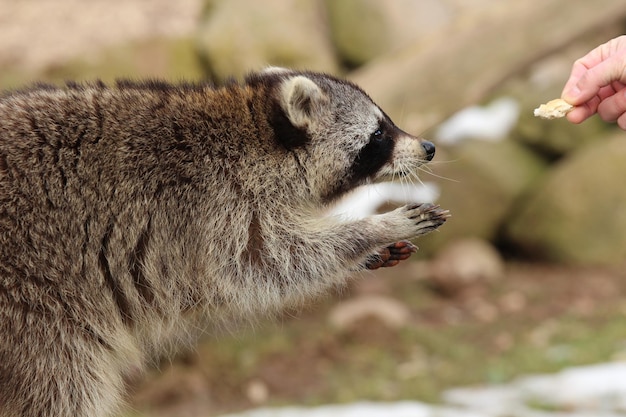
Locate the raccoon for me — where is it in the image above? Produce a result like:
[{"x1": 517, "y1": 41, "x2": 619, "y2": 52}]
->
[{"x1": 0, "y1": 68, "x2": 448, "y2": 417}]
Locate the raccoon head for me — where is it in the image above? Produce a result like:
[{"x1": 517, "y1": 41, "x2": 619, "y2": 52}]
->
[{"x1": 252, "y1": 69, "x2": 436, "y2": 204}]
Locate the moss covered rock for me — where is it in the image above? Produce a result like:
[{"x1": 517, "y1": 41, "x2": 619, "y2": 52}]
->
[
  {"x1": 505, "y1": 132, "x2": 626, "y2": 265},
  {"x1": 195, "y1": 0, "x2": 338, "y2": 82},
  {"x1": 325, "y1": 0, "x2": 451, "y2": 68}
]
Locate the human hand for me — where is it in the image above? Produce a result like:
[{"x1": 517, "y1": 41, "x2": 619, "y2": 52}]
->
[{"x1": 561, "y1": 35, "x2": 626, "y2": 129}]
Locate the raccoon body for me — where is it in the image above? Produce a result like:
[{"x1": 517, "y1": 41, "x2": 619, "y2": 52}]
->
[{"x1": 0, "y1": 69, "x2": 447, "y2": 416}]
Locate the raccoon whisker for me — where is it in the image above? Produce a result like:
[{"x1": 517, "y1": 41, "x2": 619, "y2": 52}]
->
[
  {"x1": 398, "y1": 163, "x2": 416, "y2": 190},
  {"x1": 423, "y1": 157, "x2": 460, "y2": 165},
  {"x1": 399, "y1": 163, "x2": 425, "y2": 189},
  {"x1": 416, "y1": 165, "x2": 460, "y2": 183},
  {"x1": 396, "y1": 162, "x2": 408, "y2": 185},
  {"x1": 398, "y1": 171, "x2": 411, "y2": 194},
  {"x1": 388, "y1": 160, "x2": 414, "y2": 197},
  {"x1": 409, "y1": 171, "x2": 428, "y2": 188},
  {"x1": 416, "y1": 162, "x2": 433, "y2": 173}
]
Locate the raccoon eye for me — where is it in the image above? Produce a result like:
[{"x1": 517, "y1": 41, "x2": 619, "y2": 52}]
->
[{"x1": 371, "y1": 128, "x2": 384, "y2": 142}]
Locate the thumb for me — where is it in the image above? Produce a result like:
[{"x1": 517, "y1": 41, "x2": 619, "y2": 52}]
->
[{"x1": 563, "y1": 54, "x2": 626, "y2": 104}]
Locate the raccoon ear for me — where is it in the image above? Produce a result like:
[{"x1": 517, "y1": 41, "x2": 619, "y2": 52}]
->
[
  {"x1": 262, "y1": 66, "x2": 292, "y2": 75},
  {"x1": 280, "y1": 76, "x2": 328, "y2": 128}
]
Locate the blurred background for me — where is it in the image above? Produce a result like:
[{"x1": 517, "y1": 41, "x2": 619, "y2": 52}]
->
[{"x1": 3, "y1": 0, "x2": 626, "y2": 416}]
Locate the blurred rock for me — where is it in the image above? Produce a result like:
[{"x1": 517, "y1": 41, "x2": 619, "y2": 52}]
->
[
  {"x1": 0, "y1": 0, "x2": 202, "y2": 72},
  {"x1": 246, "y1": 378, "x2": 270, "y2": 405},
  {"x1": 325, "y1": 0, "x2": 452, "y2": 67},
  {"x1": 195, "y1": 0, "x2": 338, "y2": 82},
  {"x1": 41, "y1": 38, "x2": 204, "y2": 86},
  {"x1": 328, "y1": 295, "x2": 410, "y2": 330},
  {"x1": 505, "y1": 132, "x2": 626, "y2": 265},
  {"x1": 416, "y1": 138, "x2": 547, "y2": 256},
  {"x1": 498, "y1": 291, "x2": 527, "y2": 313},
  {"x1": 425, "y1": 238, "x2": 505, "y2": 296},
  {"x1": 465, "y1": 296, "x2": 499, "y2": 322}
]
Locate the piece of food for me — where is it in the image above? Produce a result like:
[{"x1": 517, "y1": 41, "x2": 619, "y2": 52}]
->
[{"x1": 534, "y1": 98, "x2": 574, "y2": 119}]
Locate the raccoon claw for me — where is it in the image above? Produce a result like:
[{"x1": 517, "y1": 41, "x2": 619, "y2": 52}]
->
[
  {"x1": 405, "y1": 203, "x2": 450, "y2": 236},
  {"x1": 365, "y1": 240, "x2": 418, "y2": 270}
]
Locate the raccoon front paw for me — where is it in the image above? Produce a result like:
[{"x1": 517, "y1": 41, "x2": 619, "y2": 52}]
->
[
  {"x1": 402, "y1": 203, "x2": 450, "y2": 238},
  {"x1": 365, "y1": 240, "x2": 417, "y2": 270}
]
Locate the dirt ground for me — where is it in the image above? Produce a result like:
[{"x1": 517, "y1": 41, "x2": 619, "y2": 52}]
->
[{"x1": 127, "y1": 259, "x2": 626, "y2": 417}]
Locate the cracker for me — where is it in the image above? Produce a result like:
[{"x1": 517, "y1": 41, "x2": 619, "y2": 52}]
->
[{"x1": 534, "y1": 98, "x2": 574, "y2": 119}]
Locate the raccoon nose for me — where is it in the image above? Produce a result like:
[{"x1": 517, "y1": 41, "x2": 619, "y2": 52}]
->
[{"x1": 421, "y1": 140, "x2": 436, "y2": 161}]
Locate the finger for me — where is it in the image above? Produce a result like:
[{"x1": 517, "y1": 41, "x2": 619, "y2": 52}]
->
[
  {"x1": 389, "y1": 240, "x2": 417, "y2": 253},
  {"x1": 567, "y1": 53, "x2": 626, "y2": 105},
  {"x1": 566, "y1": 107, "x2": 590, "y2": 124},
  {"x1": 388, "y1": 251, "x2": 412, "y2": 261},
  {"x1": 567, "y1": 84, "x2": 621, "y2": 123},
  {"x1": 597, "y1": 88, "x2": 626, "y2": 122},
  {"x1": 617, "y1": 112, "x2": 626, "y2": 130},
  {"x1": 562, "y1": 60, "x2": 598, "y2": 103},
  {"x1": 562, "y1": 43, "x2": 615, "y2": 103},
  {"x1": 366, "y1": 257, "x2": 384, "y2": 270},
  {"x1": 562, "y1": 37, "x2": 626, "y2": 98},
  {"x1": 566, "y1": 96, "x2": 600, "y2": 124},
  {"x1": 381, "y1": 260, "x2": 400, "y2": 268},
  {"x1": 388, "y1": 247, "x2": 414, "y2": 256},
  {"x1": 598, "y1": 84, "x2": 621, "y2": 101},
  {"x1": 611, "y1": 80, "x2": 626, "y2": 92}
]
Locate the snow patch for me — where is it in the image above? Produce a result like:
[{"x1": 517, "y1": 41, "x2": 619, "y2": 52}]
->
[
  {"x1": 219, "y1": 401, "x2": 490, "y2": 417},
  {"x1": 435, "y1": 97, "x2": 520, "y2": 145}
]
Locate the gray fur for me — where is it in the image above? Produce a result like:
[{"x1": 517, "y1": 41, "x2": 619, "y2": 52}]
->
[{"x1": 0, "y1": 69, "x2": 447, "y2": 416}]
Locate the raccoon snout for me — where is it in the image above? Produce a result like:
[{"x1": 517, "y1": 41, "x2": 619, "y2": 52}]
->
[{"x1": 421, "y1": 140, "x2": 435, "y2": 161}]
